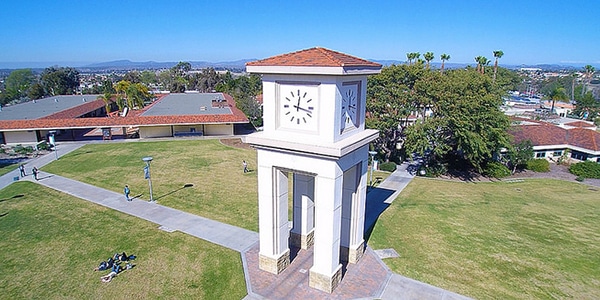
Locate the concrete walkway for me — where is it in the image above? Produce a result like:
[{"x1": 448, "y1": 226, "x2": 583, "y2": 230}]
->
[{"x1": 1, "y1": 145, "x2": 470, "y2": 299}]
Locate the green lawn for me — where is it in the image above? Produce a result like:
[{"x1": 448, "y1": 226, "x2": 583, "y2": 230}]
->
[
  {"x1": 42, "y1": 139, "x2": 259, "y2": 231},
  {"x1": 0, "y1": 182, "x2": 246, "y2": 299},
  {"x1": 0, "y1": 161, "x2": 19, "y2": 176},
  {"x1": 368, "y1": 177, "x2": 600, "y2": 299}
]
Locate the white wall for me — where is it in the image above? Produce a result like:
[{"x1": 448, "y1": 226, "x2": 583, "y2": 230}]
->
[
  {"x1": 173, "y1": 125, "x2": 203, "y2": 133},
  {"x1": 204, "y1": 124, "x2": 232, "y2": 136},
  {"x1": 139, "y1": 126, "x2": 172, "y2": 138},
  {"x1": 3, "y1": 131, "x2": 38, "y2": 144}
]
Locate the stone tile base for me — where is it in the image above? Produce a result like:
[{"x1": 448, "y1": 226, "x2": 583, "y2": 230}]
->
[
  {"x1": 259, "y1": 249, "x2": 290, "y2": 274},
  {"x1": 290, "y1": 229, "x2": 314, "y2": 249},
  {"x1": 341, "y1": 240, "x2": 365, "y2": 264},
  {"x1": 309, "y1": 264, "x2": 343, "y2": 293}
]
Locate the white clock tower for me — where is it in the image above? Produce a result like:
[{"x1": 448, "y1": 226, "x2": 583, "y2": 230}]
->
[{"x1": 245, "y1": 47, "x2": 381, "y2": 293}]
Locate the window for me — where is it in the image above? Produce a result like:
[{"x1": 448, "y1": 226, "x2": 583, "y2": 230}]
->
[
  {"x1": 553, "y1": 150, "x2": 562, "y2": 157},
  {"x1": 535, "y1": 152, "x2": 546, "y2": 158}
]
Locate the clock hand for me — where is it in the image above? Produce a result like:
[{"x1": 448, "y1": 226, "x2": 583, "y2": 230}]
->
[
  {"x1": 296, "y1": 96, "x2": 301, "y2": 112},
  {"x1": 292, "y1": 105, "x2": 312, "y2": 114}
]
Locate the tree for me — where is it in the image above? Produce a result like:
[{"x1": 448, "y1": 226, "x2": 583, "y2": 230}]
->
[
  {"x1": 114, "y1": 80, "x2": 130, "y2": 111},
  {"x1": 403, "y1": 68, "x2": 511, "y2": 173},
  {"x1": 40, "y1": 66, "x2": 80, "y2": 95},
  {"x1": 475, "y1": 56, "x2": 490, "y2": 74},
  {"x1": 3, "y1": 69, "x2": 36, "y2": 103},
  {"x1": 573, "y1": 91, "x2": 600, "y2": 121},
  {"x1": 423, "y1": 52, "x2": 434, "y2": 69},
  {"x1": 492, "y1": 50, "x2": 504, "y2": 82},
  {"x1": 505, "y1": 139, "x2": 533, "y2": 174},
  {"x1": 440, "y1": 54, "x2": 450, "y2": 73},
  {"x1": 582, "y1": 65, "x2": 595, "y2": 97},
  {"x1": 547, "y1": 86, "x2": 569, "y2": 113},
  {"x1": 97, "y1": 92, "x2": 114, "y2": 114},
  {"x1": 366, "y1": 64, "x2": 427, "y2": 162},
  {"x1": 125, "y1": 83, "x2": 151, "y2": 108}
]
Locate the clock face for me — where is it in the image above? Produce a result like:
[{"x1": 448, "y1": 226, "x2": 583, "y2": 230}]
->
[
  {"x1": 340, "y1": 82, "x2": 360, "y2": 132},
  {"x1": 278, "y1": 84, "x2": 318, "y2": 132}
]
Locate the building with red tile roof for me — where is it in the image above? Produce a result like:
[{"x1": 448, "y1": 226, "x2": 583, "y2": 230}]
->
[
  {"x1": 510, "y1": 121, "x2": 600, "y2": 163},
  {"x1": 0, "y1": 93, "x2": 248, "y2": 145}
]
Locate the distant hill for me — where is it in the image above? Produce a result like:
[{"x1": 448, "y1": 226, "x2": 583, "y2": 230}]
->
[{"x1": 80, "y1": 59, "x2": 256, "y2": 72}]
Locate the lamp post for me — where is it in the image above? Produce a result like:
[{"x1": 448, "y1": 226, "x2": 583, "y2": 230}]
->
[
  {"x1": 142, "y1": 156, "x2": 154, "y2": 202},
  {"x1": 49, "y1": 130, "x2": 58, "y2": 160},
  {"x1": 368, "y1": 151, "x2": 377, "y2": 188}
]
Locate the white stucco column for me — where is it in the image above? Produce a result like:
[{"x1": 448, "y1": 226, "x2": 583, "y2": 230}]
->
[
  {"x1": 340, "y1": 162, "x2": 367, "y2": 263},
  {"x1": 291, "y1": 174, "x2": 315, "y2": 249},
  {"x1": 309, "y1": 174, "x2": 343, "y2": 293},
  {"x1": 258, "y1": 163, "x2": 290, "y2": 274}
]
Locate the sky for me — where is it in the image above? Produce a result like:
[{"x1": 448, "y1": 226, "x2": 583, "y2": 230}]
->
[{"x1": 0, "y1": 0, "x2": 598, "y2": 68}]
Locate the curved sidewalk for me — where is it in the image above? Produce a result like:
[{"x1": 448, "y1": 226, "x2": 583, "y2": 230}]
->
[{"x1": 1, "y1": 145, "x2": 470, "y2": 299}]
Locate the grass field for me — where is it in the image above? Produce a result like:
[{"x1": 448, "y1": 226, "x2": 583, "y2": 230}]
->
[
  {"x1": 0, "y1": 161, "x2": 18, "y2": 176},
  {"x1": 42, "y1": 139, "x2": 259, "y2": 231},
  {"x1": 368, "y1": 177, "x2": 600, "y2": 299},
  {"x1": 0, "y1": 182, "x2": 246, "y2": 299},
  {"x1": 14, "y1": 138, "x2": 600, "y2": 298}
]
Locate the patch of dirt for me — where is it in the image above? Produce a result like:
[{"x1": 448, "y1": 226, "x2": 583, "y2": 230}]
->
[
  {"x1": 438, "y1": 163, "x2": 600, "y2": 188},
  {"x1": 220, "y1": 138, "x2": 253, "y2": 150}
]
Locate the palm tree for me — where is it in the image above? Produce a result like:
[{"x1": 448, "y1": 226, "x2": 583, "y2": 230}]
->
[
  {"x1": 97, "y1": 92, "x2": 113, "y2": 115},
  {"x1": 440, "y1": 54, "x2": 450, "y2": 73},
  {"x1": 406, "y1": 52, "x2": 413, "y2": 65},
  {"x1": 582, "y1": 65, "x2": 596, "y2": 97},
  {"x1": 475, "y1": 56, "x2": 490, "y2": 74},
  {"x1": 548, "y1": 86, "x2": 569, "y2": 114},
  {"x1": 424, "y1": 52, "x2": 434, "y2": 69},
  {"x1": 492, "y1": 50, "x2": 504, "y2": 82}
]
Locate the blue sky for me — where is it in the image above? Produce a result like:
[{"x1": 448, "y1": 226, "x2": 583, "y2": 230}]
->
[{"x1": 0, "y1": 0, "x2": 598, "y2": 68}]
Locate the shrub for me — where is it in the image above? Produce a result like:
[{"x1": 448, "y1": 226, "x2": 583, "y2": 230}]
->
[
  {"x1": 526, "y1": 159, "x2": 550, "y2": 172},
  {"x1": 36, "y1": 142, "x2": 51, "y2": 151},
  {"x1": 569, "y1": 161, "x2": 600, "y2": 179},
  {"x1": 483, "y1": 162, "x2": 511, "y2": 178},
  {"x1": 13, "y1": 144, "x2": 34, "y2": 155},
  {"x1": 379, "y1": 162, "x2": 397, "y2": 172}
]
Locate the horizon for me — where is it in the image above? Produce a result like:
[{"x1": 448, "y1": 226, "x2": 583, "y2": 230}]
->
[{"x1": 1, "y1": 0, "x2": 599, "y2": 70}]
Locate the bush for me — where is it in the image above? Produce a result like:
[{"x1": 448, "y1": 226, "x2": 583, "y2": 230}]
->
[
  {"x1": 36, "y1": 142, "x2": 51, "y2": 151},
  {"x1": 379, "y1": 162, "x2": 397, "y2": 172},
  {"x1": 569, "y1": 161, "x2": 600, "y2": 179},
  {"x1": 13, "y1": 144, "x2": 34, "y2": 155},
  {"x1": 526, "y1": 159, "x2": 550, "y2": 172},
  {"x1": 483, "y1": 162, "x2": 511, "y2": 178}
]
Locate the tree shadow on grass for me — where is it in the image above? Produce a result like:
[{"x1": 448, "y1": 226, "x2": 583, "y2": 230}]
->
[
  {"x1": 154, "y1": 183, "x2": 194, "y2": 201},
  {"x1": 0, "y1": 194, "x2": 24, "y2": 203}
]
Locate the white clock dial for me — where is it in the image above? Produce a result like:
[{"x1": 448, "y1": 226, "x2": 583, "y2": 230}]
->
[
  {"x1": 340, "y1": 83, "x2": 360, "y2": 132},
  {"x1": 279, "y1": 84, "x2": 318, "y2": 132}
]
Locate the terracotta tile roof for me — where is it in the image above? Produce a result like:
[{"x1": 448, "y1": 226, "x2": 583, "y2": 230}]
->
[
  {"x1": 509, "y1": 124, "x2": 600, "y2": 152},
  {"x1": 0, "y1": 93, "x2": 248, "y2": 131},
  {"x1": 564, "y1": 121, "x2": 595, "y2": 128},
  {"x1": 40, "y1": 98, "x2": 107, "y2": 119},
  {"x1": 246, "y1": 47, "x2": 381, "y2": 68}
]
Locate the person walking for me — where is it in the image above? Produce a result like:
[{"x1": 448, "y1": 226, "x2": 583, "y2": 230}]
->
[
  {"x1": 32, "y1": 167, "x2": 38, "y2": 180},
  {"x1": 124, "y1": 185, "x2": 131, "y2": 201},
  {"x1": 19, "y1": 164, "x2": 26, "y2": 177},
  {"x1": 243, "y1": 160, "x2": 248, "y2": 173}
]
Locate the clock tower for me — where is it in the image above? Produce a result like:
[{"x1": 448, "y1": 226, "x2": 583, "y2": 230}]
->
[{"x1": 245, "y1": 47, "x2": 381, "y2": 293}]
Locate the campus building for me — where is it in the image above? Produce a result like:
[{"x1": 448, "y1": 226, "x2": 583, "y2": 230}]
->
[{"x1": 0, "y1": 92, "x2": 249, "y2": 145}]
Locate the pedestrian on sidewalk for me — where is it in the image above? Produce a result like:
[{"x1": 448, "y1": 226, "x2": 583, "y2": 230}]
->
[
  {"x1": 243, "y1": 160, "x2": 248, "y2": 173},
  {"x1": 124, "y1": 185, "x2": 131, "y2": 201},
  {"x1": 32, "y1": 167, "x2": 38, "y2": 180},
  {"x1": 19, "y1": 164, "x2": 26, "y2": 177}
]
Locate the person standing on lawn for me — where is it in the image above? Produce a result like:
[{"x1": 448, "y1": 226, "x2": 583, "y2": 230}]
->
[{"x1": 243, "y1": 160, "x2": 248, "y2": 173}]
